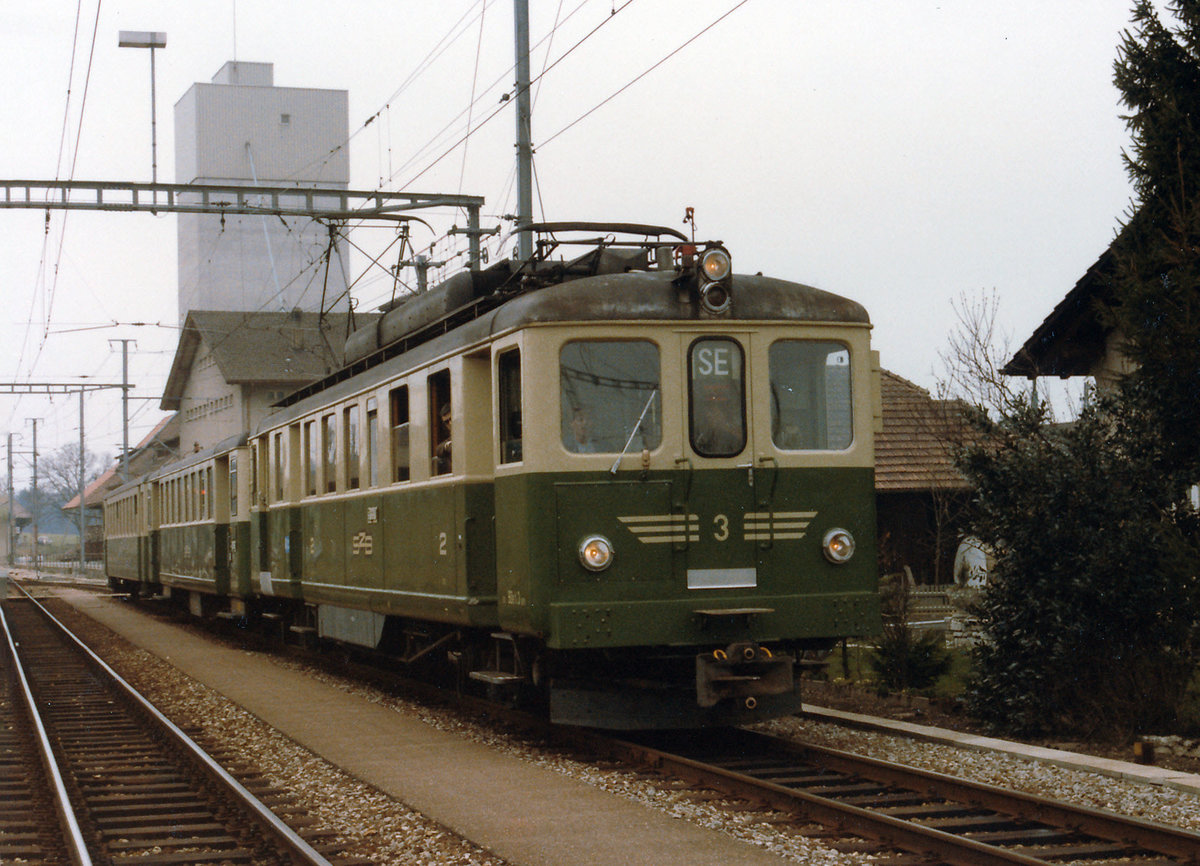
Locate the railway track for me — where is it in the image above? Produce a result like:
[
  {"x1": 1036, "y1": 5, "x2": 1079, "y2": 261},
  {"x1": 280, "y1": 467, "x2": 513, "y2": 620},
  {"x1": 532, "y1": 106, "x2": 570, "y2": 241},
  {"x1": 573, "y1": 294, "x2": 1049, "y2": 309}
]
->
[
  {"x1": 27, "y1": 580, "x2": 1200, "y2": 865},
  {"x1": 0, "y1": 588, "x2": 363, "y2": 866},
  {"x1": 569, "y1": 726, "x2": 1200, "y2": 865},
  {"x1": 158, "y1": 592, "x2": 1200, "y2": 865},
  {"x1": 0, "y1": 611, "x2": 77, "y2": 864}
]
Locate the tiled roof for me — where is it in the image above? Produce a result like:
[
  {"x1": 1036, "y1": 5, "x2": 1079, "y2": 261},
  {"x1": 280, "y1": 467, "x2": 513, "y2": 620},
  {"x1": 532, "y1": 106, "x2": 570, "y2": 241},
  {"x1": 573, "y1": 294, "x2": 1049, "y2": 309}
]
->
[
  {"x1": 1, "y1": 495, "x2": 32, "y2": 523},
  {"x1": 161, "y1": 310, "x2": 377, "y2": 410},
  {"x1": 876, "y1": 370, "x2": 971, "y2": 493}
]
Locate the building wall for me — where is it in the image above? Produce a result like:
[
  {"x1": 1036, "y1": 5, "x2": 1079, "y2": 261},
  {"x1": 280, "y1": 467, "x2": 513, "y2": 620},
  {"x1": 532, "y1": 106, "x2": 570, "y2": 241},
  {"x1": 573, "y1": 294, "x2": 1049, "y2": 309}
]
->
[
  {"x1": 1092, "y1": 327, "x2": 1138, "y2": 391},
  {"x1": 175, "y1": 62, "x2": 350, "y2": 320},
  {"x1": 179, "y1": 340, "x2": 242, "y2": 451},
  {"x1": 243, "y1": 385, "x2": 291, "y2": 434}
]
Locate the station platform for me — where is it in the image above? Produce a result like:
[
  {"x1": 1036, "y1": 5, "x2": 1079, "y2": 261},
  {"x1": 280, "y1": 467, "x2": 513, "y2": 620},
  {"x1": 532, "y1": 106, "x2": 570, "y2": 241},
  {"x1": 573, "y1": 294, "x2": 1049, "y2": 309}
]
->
[{"x1": 46, "y1": 588, "x2": 798, "y2": 866}]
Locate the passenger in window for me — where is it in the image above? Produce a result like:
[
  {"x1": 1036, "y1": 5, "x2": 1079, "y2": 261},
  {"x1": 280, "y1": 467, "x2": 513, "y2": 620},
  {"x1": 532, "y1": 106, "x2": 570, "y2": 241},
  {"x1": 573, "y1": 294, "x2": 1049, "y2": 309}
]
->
[
  {"x1": 693, "y1": 382, "x2": 744, "y2": 455},
  {"x1": 568, "y1": 406, "x2": 598, "y2": 453},
  {"x1": 434, "y1": 403, "x2": 452, "y2": 473}
]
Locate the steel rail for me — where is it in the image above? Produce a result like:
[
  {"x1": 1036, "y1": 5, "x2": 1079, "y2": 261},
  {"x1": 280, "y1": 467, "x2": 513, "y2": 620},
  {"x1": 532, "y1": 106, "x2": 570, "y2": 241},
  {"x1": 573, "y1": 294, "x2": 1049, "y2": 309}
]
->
[
  {"x1": 780, "y1": 734, "x2": 1200, "y2": 861},
  {"x1": 552, "y1": 725, "x2": 1200, "y2": 866},
  {"x1": 9, "y1": 583, "x2": 334, "y2": 866},
  {"x1": 0, "y1": 599, "x2": 93, "y2": 866},
  {"x1": 569, "y1": 730, "x2": 1050, "y2": 866}
]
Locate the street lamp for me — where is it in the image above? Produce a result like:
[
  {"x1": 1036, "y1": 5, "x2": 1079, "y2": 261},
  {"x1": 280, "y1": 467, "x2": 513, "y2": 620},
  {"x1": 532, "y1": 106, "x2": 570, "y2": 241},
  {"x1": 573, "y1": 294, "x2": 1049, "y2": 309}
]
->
[{"x1": 118, "y1": 31, "x2": 167, "y2": 185}]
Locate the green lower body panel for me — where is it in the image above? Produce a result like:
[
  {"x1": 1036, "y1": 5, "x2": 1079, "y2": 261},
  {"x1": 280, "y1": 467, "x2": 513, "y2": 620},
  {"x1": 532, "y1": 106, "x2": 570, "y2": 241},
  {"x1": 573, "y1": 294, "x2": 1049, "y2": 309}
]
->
[{"x1": 548, "y1": 591, "x2": 880, "y2": 650}]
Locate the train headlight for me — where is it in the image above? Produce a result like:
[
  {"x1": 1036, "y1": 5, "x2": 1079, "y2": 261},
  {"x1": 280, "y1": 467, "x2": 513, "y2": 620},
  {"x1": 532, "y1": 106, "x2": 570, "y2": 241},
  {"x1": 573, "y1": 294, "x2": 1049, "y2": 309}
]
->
[
  {"x1": 700, "y1": 246, "x2": 731, "y2": 281},
  {"x1": 822, "y1": 528, "x2": 856, "y2": 564},
  {"x1": 697, "y1": 245, "x2": 733, "y2": 315},
  {"x1": 579, "y1": 535, "x2": 615, "y2": 572},
  {"x1": 699, "y1": 282, "x2": 732, "y2": 315}
]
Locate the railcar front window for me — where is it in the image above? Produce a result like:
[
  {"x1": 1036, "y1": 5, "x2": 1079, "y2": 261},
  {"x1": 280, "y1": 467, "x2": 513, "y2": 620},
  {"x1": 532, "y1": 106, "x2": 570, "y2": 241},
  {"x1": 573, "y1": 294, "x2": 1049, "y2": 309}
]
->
[
  {"x1": 689, "y1": 338, "x2": 747, "y2": 457},
  {"x1": 560, "y1": 340, "x2": 661, "y2": 454},
  {"x1": 768, "y1": 341, "x2": 853, "y2": 450}
]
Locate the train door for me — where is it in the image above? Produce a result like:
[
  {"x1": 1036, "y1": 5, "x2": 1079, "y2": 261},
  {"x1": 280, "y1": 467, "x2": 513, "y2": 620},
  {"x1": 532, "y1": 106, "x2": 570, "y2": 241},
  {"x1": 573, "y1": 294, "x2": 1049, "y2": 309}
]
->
[
  {"x1": 343, "y1": 399, "x2": 383, "y2": 601},
  {"x1": 682, "y1": 335, "x2": 764, "y2": 591}
]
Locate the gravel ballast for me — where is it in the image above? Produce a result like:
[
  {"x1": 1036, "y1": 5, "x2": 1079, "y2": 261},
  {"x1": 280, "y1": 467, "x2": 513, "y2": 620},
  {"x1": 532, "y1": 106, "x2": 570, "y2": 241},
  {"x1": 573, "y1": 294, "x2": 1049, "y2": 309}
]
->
[{"x1": 36, "y1": 592, "x2": 1200, "y2": 864}]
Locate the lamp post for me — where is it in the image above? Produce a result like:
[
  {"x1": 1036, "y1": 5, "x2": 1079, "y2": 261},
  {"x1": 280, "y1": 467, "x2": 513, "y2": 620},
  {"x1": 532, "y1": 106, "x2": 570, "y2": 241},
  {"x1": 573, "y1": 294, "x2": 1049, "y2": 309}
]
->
[{"x1": 118, "y1": 31, "x2": 167, "y2": 186}]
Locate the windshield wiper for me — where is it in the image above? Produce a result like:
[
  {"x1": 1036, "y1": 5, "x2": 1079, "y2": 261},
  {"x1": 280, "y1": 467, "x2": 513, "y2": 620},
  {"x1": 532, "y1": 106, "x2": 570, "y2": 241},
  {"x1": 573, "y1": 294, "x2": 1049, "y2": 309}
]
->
[{"x1": 610, "y1": 389, "x2": 658, "y2": 475}]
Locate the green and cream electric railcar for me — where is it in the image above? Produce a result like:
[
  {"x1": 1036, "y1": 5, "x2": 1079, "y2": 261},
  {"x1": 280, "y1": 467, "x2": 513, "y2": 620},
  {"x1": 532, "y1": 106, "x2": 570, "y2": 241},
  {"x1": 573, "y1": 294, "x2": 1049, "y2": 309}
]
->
[{"x1": 107, "y1": 223, "x2": 882, "y2": 728}]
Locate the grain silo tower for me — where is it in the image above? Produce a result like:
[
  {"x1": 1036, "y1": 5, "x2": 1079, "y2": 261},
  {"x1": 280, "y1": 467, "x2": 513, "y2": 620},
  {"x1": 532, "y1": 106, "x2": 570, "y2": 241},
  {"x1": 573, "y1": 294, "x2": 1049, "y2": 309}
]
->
[{"x1": 174, "y1": 61, "x2": 350, "y2": 320}]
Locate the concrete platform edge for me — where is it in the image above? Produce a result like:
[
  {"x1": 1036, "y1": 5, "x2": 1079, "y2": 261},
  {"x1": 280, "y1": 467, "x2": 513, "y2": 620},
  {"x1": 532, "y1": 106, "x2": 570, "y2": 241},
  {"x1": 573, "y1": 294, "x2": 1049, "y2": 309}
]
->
[{"x1": 802, "y1": 704, "x2": 1200, "y2": 795}]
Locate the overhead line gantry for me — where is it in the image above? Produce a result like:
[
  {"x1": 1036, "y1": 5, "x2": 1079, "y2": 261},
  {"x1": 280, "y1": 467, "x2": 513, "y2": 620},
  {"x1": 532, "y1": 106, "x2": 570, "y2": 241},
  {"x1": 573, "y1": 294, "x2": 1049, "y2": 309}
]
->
[{"x1": 0, "y1": 179, "x2": 489, "y2": 269}]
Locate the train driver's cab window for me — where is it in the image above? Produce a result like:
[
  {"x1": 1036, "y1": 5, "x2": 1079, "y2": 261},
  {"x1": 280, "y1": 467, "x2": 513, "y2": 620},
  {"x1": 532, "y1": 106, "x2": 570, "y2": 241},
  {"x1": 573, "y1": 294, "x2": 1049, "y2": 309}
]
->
[
  {"x1": 559, "y1": 340, "x2": 661, "y2": 454},
  {"x1": 498, "y1": 350, "x2": 522, "y2": 463},
  {"x1": 429, "y1": 370, "x2": 453, "y2": 475},
  {"x1": 389, "y1": 386, "x2": 410, "y2": 482},
  {"x1": 768, "y1": 340, "x2": 853, "y2": 450},
  {"x1": 689, "y1": 338, "x2": 746, "y2": 457}
]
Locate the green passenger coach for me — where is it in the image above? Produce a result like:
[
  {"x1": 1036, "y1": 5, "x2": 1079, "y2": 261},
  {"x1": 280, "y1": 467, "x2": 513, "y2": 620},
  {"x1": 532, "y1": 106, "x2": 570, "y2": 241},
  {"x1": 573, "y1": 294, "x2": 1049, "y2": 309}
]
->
[{"x1": 106, "y1": 222, "x2": 881, "y2": 729}]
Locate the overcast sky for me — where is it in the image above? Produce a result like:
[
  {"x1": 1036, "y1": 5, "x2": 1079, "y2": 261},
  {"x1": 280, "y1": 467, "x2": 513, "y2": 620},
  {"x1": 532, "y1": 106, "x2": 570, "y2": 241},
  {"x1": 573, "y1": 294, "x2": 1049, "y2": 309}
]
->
[{"x1": 0, "y1": 1, "x2": 1146, "y2": 488}]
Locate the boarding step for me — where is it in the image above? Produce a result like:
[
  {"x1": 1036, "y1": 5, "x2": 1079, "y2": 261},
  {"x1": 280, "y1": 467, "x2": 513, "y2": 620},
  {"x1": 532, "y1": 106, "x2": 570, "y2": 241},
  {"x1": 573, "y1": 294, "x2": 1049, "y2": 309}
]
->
[{"x1": 468, "y1": 670, "x2": 526, "y2": 686}]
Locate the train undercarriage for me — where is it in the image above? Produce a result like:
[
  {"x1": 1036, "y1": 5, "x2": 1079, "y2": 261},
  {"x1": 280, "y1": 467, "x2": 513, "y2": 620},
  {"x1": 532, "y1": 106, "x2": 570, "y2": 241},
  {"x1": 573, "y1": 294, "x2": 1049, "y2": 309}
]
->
[{"x1": 112, "y1": 580, "x2": 825, "y2": 729}]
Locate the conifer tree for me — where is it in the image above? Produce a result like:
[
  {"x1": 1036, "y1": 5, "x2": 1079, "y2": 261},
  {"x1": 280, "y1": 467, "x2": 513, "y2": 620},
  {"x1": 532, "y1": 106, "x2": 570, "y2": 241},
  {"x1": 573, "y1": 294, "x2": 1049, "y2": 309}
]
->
[
  {"x1": 1112, "y1": 0, "x2": 1200, "y2": 470},
  {"x1": 957, "y1": 2, "x2": 1200, "y2": 738}
]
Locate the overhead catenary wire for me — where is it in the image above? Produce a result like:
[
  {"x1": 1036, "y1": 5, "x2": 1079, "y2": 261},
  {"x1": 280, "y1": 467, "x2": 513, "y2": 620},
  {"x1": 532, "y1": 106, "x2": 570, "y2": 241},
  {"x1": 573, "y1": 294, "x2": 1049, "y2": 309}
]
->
[
  {"x1": 9, "y1": 0, "x2": 104, "y2": 437},
  {"x1": 540, "y1": 0, "x2": 754, "y2": 149},
  {"x1": 11, "y1": 3, "x2": 755, "y2": 469},
  {"x1": 389, "y1": 0, "x2": 638, "y2": 194}
]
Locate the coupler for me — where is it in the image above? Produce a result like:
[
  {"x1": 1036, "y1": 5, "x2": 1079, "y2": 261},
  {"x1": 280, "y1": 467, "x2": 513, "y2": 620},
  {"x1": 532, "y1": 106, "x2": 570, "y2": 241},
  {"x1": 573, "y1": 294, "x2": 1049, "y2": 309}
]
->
[{"x1": 695, "y1": 641, "x2": 795, "y2": 708}]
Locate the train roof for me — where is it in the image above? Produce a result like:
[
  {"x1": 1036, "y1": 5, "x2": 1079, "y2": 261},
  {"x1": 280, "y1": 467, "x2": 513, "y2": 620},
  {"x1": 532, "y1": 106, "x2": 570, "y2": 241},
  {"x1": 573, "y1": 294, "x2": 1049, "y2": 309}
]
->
[
  {"x1": 103, "y1": 432, "x2": 248, "y2": 499},
  {"x1": 269, "y1": 225, "x2": 869, "y2": 424}
]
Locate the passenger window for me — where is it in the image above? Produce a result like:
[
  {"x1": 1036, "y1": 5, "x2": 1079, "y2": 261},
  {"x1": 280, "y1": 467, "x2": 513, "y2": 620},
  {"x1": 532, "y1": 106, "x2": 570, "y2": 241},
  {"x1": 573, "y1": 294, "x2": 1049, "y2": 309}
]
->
[
  {"x1": 304, "y1": 420, "x2": 317, "y2": 496},
  {"x1": 344, "y1": 405, "x2": 360, "y2": 489},
  {"x1": 230, "y1": 452, "x2": 239, "y2": 516},
  {"x1": 322, "y1": 413, "x2": 337, "y2": 493},
  {"x1": 429, "y1": 370, "x2": 452, "y2": 475},
  {"x1": 498, "y1": 350, "x2": 522, "y2": 463},
  {"x1": 366, "y1": 397, "x2": 379, "y2": 486},
  {"x1": 389, "y1": 386, "x2": 410, "y2": 482},
  {"x1": 273, "y1": 432, "x2": 284, "y2": 502},
  {"x1": 689, "y1": 338, "x2": 746, "y2": 457},
  {"x1": 769, "y1": 341, "x2": 853, "y2": 450},
  {"x1": 559, "y1": 340, "x2": 661, "y2": 454}
]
